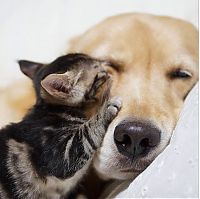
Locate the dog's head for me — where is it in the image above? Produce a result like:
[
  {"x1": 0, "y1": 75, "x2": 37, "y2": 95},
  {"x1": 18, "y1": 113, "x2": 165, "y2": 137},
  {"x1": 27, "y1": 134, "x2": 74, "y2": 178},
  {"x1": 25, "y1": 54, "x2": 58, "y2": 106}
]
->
[{"x1": 68, "y1": 13, "x2": 198, "y2": 180}]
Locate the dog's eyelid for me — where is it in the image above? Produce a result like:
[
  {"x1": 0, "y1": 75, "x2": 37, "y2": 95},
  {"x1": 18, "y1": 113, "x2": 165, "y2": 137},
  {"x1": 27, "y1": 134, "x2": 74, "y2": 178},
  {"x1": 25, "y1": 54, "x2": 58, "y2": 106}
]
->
[
  {"x1": 103, "y1": 60, "x2": 122, "y2": 72},
  {"x1": 168, "y1": 68, "x2": 193, "y2": 79},
  {"x1": 180, "y1": 69, "x2": 193, "y2": 76}
]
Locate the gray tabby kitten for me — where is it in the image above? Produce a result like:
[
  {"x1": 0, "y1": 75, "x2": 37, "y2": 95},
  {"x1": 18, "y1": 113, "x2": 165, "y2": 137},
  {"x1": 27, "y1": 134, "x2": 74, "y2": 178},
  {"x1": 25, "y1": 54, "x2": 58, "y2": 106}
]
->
[{"x1": 0, "y1": 53, "x2": 121, "y2": 199}]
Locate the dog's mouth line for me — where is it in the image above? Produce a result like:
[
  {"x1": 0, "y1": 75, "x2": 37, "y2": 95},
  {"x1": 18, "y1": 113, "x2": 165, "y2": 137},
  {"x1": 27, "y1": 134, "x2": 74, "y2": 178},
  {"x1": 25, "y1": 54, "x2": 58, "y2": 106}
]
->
[{"x1": 120, "y1": 168, "x2": 144, "y2": 173}]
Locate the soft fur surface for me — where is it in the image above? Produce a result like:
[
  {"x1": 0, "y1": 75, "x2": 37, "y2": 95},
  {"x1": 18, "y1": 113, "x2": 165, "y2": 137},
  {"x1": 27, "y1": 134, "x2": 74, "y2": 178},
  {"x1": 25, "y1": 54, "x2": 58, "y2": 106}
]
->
[
  {"x1": 68, "y1": 13, "x2": 198, "y2": 181},
  {"x1": 0, "y1": 53, "x2": 121, "y2": 199},
  {"x1": 0, "y1": 12, "x2": 198, "y2": 198}
]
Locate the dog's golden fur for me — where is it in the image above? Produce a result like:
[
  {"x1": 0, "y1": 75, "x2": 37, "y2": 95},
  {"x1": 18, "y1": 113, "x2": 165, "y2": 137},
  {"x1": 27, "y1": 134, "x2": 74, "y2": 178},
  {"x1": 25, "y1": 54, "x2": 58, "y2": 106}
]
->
[
  {"x1": 68, "y1": 13, "x2": 198, "y2": 180},
  {"x1": 0, "y1": 13, "x2": 198, "y2": 197}
]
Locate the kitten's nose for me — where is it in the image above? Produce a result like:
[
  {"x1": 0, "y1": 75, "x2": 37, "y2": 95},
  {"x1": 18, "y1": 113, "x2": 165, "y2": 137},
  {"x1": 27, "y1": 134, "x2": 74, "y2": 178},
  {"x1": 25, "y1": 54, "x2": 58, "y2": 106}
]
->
[{"x1": 114, "y1": 120, "x2": 161, "y2": 158}]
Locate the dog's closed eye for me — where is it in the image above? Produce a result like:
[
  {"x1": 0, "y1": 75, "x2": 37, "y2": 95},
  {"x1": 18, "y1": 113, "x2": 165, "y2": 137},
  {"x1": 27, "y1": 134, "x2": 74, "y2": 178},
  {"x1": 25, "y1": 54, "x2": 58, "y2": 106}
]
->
[
  {"x1": 103, "y1": 59, "x2": 123, "y2": 73},
  {"x1": 168, "y1": 68, "x2": 192, "y2": 80}
]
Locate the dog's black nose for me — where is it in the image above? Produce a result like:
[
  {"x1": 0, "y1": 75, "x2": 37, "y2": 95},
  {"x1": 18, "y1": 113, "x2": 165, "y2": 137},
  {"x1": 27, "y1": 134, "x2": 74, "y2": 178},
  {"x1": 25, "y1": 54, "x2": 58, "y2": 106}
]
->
[{"x1": 114, "y1": 120, "x2": 161, "y2": 158}]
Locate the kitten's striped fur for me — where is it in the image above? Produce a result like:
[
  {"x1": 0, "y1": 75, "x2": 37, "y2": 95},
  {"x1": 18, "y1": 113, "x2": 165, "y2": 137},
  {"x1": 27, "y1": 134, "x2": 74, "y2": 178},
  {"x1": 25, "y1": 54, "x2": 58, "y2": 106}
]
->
[{"x1": 0, "y1": 54, "x2": 121, "y2": 199}]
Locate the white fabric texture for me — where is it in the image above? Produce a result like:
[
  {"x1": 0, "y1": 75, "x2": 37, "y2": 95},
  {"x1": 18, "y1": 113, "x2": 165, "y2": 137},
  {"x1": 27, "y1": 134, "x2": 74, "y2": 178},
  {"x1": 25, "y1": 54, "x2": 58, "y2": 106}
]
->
[{"x1": 115, "y1": 83, "x2": 198, "y2": 198}]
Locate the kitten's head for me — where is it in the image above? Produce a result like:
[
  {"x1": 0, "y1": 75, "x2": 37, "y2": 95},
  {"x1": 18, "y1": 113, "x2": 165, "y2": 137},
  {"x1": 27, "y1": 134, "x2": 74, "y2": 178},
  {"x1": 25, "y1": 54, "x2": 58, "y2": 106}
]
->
[{"x1": 18, "y1": 53, "x2": 109, "y2": 106}]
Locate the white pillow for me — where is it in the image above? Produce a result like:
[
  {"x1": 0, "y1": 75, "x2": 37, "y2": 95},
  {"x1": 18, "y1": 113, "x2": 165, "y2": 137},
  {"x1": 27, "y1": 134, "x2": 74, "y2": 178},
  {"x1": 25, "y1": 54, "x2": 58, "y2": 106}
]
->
[{"x1": 115, "y1": 83, "x2": 198, "y2": 198}]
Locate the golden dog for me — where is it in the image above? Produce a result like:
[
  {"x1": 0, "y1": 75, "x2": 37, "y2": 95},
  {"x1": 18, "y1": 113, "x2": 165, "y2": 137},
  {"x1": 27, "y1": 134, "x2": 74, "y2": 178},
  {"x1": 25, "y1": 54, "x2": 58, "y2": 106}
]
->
[{"x1": 0, "y1": 13, "x2": 198, "y2": 197}]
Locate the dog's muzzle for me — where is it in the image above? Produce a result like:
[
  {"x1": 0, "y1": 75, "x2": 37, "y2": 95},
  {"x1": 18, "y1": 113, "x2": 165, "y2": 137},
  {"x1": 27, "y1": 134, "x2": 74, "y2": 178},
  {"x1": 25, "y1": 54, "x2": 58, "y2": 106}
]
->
[{"x1": 114, "y1": 119, "x2": 161, "y2": 159}]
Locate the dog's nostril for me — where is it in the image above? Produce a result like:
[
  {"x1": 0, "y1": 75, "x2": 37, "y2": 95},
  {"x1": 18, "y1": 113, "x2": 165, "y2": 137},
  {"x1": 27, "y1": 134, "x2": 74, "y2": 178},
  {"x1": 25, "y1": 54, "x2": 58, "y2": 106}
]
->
[
  {"x1": 115, "y1": 134, "x2": 131, "y2": 148},
  {"x1": 139, "y1": 138, "x2": 150, "y2": 148}
]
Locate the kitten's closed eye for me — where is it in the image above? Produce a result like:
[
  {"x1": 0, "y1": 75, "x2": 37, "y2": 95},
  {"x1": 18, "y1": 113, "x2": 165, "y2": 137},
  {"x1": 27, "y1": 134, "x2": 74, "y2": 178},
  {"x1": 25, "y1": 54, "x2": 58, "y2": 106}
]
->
[{"x1": 85, "y1": 71, "x2": 110, "y2": 101}]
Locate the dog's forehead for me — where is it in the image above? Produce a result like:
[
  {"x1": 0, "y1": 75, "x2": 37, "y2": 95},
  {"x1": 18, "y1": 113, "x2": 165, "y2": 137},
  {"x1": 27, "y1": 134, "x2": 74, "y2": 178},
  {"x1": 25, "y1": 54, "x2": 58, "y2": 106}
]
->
[{"x1": 69, "y1": 14, "x2": 198, "y2": 72}]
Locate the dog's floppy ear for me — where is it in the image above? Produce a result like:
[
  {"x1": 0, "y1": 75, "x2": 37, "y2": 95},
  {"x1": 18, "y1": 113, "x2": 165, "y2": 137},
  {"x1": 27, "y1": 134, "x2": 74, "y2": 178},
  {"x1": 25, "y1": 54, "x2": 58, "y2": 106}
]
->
[
  {"x1": 18, "y1": 60, "x2": 43, "y2": 79},
  {"x1": 41, "y1": 73, "x2": 73, "y2": 98}
]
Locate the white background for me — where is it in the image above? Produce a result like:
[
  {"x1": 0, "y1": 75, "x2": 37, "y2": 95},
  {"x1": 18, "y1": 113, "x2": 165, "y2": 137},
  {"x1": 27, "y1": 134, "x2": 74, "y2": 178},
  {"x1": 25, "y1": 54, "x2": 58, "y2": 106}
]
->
[{"x1": 0, "y1": 0, "x2": 198, "y2": 87}]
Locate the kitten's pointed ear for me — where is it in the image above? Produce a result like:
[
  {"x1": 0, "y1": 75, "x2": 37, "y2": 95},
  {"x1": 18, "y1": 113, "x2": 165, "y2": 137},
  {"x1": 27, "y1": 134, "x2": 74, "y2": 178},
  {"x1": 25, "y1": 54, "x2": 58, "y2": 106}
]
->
[
  {"x1": 41, "y1": 74, "x2": 73, "y2": 97},
  {"x1": 18, "y1": 60, "x2": 43, "y2": 79}
]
